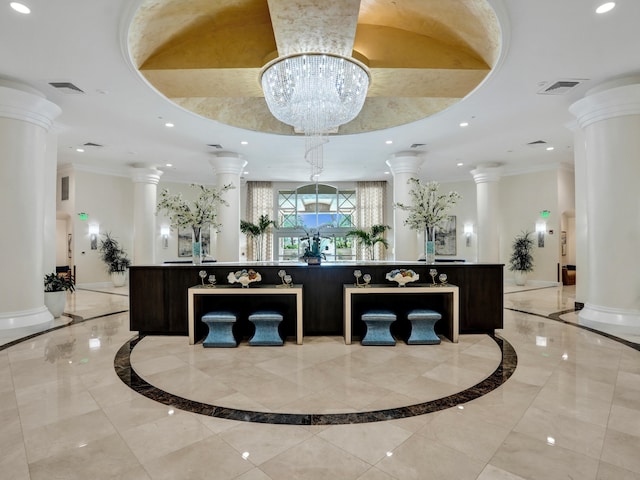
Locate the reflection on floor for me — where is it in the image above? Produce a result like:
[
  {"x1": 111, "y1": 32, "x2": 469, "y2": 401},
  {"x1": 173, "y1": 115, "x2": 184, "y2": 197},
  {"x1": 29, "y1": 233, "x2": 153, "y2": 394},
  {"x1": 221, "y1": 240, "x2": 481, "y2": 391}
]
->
[{"x1": 1, "y1": 284, "x2": 640, "y2": 479}]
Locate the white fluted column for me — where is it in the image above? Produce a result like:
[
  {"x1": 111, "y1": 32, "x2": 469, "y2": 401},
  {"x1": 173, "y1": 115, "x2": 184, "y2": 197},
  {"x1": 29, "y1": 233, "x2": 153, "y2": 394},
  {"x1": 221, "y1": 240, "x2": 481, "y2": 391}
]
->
[
  {"x1": 210, "y1": 153, "x2": 247, "y2": 262},
  {"x1": 386, "y1": 153, "x2": 424, "y2": 261},
  {"x1": 471, "y1": 164, "x2": 502, "y2": 263},
  {"x1": 131, "y1": 165, "x2": 163, "y2": 265},
  {"x1": 569, "y1": 76, "x2": 640, "y2": 333},
  {"x1": 0, "y1": 82, "x2": 61, "y2": 330}
]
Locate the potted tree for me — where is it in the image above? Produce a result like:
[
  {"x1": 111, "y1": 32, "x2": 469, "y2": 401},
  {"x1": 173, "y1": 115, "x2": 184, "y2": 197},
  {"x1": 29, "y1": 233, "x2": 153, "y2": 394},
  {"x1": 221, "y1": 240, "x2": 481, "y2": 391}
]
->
[
  {"x1": 346, "y1": 224, "x2": 391, "y2": 261},
  {"x1": 509, "y1": 230, "x2": 534, "y2": 285},
  {"x1": 44, "y1": 272, "x2": 75, "y2": 318},
  {"x1": 99, "y1": 232, "x2": 131, "y2": 287},
  {"x1": 240, "y1": 214, "x2": 277, "y2": 261}
]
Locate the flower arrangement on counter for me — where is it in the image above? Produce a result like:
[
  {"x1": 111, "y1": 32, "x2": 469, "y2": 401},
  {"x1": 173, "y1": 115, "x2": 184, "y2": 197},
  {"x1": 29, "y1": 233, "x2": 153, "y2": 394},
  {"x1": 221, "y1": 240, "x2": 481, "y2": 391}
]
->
[
  {"x1": 394, "y1": 178, "x2": 462, "y2": 232},
  {"x1": 227, "y1": 269, "x2": 261, "y2": 287},
  {"x1": 156, "y1": 183, "x2": 234, "y2": 243},
  {"x1": 385, "y1": 269, "x2": 419, "y2": 287}
]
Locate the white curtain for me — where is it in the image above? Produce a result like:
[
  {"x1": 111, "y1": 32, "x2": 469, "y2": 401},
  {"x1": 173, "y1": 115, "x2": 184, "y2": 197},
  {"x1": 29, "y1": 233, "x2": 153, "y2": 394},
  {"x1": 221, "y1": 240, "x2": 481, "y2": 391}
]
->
[
  {"x1": 356, "y1": 181, "x2": 387, "y2": 260},
  {"x1": 246, "y1": 181, "x2": 274, "y2": 261}
]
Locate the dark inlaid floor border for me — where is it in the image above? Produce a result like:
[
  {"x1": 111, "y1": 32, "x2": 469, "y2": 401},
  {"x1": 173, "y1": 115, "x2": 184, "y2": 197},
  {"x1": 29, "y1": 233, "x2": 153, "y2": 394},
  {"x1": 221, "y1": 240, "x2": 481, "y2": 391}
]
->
[{"x1": 114, "y1": 333, "x2": 517, "y2": 425}]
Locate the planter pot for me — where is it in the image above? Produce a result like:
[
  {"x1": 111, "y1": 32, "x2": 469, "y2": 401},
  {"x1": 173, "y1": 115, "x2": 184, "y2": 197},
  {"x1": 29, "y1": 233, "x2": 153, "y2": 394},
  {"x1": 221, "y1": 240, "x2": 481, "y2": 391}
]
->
[
  {"x1": 111, "y1": 271, "x2": 127, "y2": 287},
  {"x1": 44, "y1": 291, "x2": 66, "y2": 318},
  {"x1": 514, "y1": 270, "x2": 528, "y2": 286}
]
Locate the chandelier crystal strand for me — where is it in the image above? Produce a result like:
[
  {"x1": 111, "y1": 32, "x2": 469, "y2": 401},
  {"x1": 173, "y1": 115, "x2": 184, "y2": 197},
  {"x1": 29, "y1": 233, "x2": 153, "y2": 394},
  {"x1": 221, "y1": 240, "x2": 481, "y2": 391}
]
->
[
  {"x1": 305, "y1": 133, "x2": 328, "y2": 181},
  {"x1": 261, "y1": 54, "x2": 370, "y2": 133}
]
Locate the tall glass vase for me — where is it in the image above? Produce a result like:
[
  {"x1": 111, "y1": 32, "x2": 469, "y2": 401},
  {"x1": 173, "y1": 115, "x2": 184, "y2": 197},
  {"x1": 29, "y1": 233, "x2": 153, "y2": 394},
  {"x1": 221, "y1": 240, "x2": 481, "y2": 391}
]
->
[
  {"x1": 192, "y1": 227, "x2": 202, "y2": 265},
  {"x1": 425, "y1": 227, "x2": 436, "y2": 264}
]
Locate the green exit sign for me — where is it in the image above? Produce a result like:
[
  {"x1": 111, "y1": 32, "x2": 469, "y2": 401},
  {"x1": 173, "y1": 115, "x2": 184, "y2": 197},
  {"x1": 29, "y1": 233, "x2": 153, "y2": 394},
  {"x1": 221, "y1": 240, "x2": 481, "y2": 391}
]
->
[
  {"x1": 78, "y1": 212, "x2": 88, "y2": 221},
  {"x1": 540, "y1": 210, "x2": 550, "y2": 218}
]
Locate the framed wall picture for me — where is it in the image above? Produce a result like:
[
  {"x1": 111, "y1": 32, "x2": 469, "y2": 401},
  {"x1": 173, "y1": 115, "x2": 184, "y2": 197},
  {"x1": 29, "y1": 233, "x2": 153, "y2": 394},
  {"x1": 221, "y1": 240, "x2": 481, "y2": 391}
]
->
[
  {"x1": 561, "y1": 230, "x2": 567, "y2": 256},
  {"x1": 435, "y1": 215, "x2": 457, "y2": 256},
  {"x1": 178, "y1": 227, "x2": 211, "y2": 257}
]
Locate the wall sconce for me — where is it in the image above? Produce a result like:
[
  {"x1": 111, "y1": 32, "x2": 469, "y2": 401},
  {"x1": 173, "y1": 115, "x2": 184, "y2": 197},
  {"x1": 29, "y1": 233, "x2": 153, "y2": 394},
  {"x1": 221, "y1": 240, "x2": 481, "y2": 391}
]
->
[
  {"x1": 88, "y1": 224, "x2": 99, "y2": 250},
  {"x1": 161, "y1": 226, "x2": 170, "y2": 249},
  {"x1": 536, "y1": 222, "x2": 546, "y2": 248},
  {"x1": 464, "y1": 224, "x2": 473, "y2": 247}
]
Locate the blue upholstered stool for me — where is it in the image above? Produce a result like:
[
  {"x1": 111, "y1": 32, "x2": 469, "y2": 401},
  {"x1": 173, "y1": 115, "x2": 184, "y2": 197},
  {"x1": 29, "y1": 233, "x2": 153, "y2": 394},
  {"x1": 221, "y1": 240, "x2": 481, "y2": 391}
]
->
[
  {"x1": 248, "y1": 311, "x2": 284, "y2": 346},
  {"x1": 361, "y1": 310, "x2": 397, "y2": 346},
  {"x1": 406, "y1": 309, "x2": 442, "y2": 345},
  {"x1": 201, "y1": 311, "x2": 237, "y2": 347}
]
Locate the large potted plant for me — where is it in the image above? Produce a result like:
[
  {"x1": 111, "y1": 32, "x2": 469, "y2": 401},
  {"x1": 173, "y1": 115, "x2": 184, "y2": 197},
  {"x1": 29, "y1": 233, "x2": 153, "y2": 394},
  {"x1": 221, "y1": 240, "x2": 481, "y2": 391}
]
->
[
  {"x1": 346, "y1": 224, "x2": 390, "y2": 260},
  {"x1": 240, "y1": 214, "x2": 277, "y2": 261},
  {"x1": 157, "y1": 183, "x2": 233, "y2": 264},
  {"x1": 509, "y1": 230, "x2": 534, "y2": 285},
  {"x1": 394, "y1": 178, "x2": 461, "y2": 263},
  {"x1": 98, "y1": 232, "x2": 131, "y2": 287},
  {"x1": 44, "y1": 272, "x2": 75, "y2": 318}
]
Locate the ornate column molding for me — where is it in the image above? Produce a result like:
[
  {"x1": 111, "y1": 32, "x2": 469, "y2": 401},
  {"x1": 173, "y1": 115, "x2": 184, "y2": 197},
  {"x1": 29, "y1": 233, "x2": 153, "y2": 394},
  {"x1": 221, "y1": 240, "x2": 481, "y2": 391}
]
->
[
  {"x1": 0, "y1": 83, "x2": 61, "y2": 130},
  {"x1": 570, "y1": 76, "x2": 640, "y2": 128}
]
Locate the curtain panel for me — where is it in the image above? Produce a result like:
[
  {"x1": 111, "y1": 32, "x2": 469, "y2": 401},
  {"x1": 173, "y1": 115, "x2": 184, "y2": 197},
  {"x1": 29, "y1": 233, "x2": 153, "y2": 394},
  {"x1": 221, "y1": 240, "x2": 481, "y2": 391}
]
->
[
  {"x1": 245, "y1": 181, "x2": 274, "y2": 261},
  {"x1": 356, "y1": 181, "x2": 387, "y2": 260}
]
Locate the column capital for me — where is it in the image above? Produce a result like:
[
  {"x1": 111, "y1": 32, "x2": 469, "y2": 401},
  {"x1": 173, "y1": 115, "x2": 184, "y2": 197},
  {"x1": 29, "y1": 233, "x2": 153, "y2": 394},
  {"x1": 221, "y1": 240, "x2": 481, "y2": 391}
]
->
[
  {"x1": 471, "y1": 164, "x2": 503, "y2": 184},
  {"x1": 210, "y1": 152, "x2": 247, "y2": 176},
  {"x1": 0, "y1": 84, "x2": 61, "y2": 130},
  {"x1": 130, "y1": 165, "x2": 163, "y2": 185},
  {"x1": 385, "y1": 152, "x2": 424, "y2": 175},
  {"x1": 570, "y1": 76, "x2": 640, "y2": 128}
]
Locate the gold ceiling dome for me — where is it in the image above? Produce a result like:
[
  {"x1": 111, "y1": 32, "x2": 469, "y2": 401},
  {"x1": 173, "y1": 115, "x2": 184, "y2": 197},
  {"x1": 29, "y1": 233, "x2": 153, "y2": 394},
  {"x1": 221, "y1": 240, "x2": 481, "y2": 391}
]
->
[{"x1": 128, "y1": 0, "x2": 501, "y2": 135}]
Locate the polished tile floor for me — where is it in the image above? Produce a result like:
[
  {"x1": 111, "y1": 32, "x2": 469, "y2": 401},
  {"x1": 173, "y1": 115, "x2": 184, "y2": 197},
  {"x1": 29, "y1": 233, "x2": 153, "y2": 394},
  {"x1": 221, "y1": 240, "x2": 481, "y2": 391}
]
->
[{"x1": 2, "y1": 284, "x2": 640, "y2": 479}]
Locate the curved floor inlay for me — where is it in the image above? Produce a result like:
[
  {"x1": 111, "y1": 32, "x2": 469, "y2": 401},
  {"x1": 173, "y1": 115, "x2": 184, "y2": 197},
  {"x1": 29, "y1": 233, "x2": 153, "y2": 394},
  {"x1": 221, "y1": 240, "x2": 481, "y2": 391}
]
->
[{"x1": 114, "y1": 334, "x2": 517, "y2": 425}]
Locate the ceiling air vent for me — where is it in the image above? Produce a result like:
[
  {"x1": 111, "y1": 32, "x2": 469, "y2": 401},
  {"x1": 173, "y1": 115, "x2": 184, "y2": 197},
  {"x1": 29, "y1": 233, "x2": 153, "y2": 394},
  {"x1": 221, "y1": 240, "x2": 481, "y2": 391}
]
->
[
  {"x1": 537, "y1": 79, "x2": 585, "y2": 95},
  {"x1": 410, "y1": 143, "x2": 427, "y2": 149},
  {"x1": 48, "y1": 82, "x2": 85, "y2": 94},
  {"x1": 527, "y1": 140, "x2": 548, "y2": 148},
  {"x1": 83, "y1": 142, "x2": 103, "y2": 147},
  {"x1": 207, "y1": 144, "x2": 223, "y2": 149}
]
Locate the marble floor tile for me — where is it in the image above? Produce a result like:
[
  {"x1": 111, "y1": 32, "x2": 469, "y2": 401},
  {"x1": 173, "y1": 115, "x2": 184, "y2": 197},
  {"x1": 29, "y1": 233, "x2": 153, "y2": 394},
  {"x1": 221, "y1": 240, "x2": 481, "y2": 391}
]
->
[{"x1": 1, "y1": 285, "x2": 640, "y2": 479}]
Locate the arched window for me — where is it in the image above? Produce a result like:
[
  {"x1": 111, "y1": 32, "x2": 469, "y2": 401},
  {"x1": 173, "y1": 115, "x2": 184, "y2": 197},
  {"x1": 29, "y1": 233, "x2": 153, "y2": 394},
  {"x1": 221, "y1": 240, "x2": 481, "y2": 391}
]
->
[{"x1": 276, "y1": 183, "x2": 356, "y2": 261}]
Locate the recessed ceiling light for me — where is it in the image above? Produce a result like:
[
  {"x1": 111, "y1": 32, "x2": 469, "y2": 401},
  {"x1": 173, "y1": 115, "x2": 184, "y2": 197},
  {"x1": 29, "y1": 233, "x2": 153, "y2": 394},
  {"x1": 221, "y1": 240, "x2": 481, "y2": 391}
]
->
[
  {"x1": 596, "y1": 2, "x2": 615, "y2": 14},
  {"x1": 384, "y1": 171, "x2": 390, "y2": 175},
  {"x1": 457, "y1": 162, "x2": 464, "y2": 167},
  {"x1": 76, "y1": 148, "x2": 84, "y2": 153},
  {"x1": 459, "y1": 122, "x2": 469, "y2": 127},
  {"x1": 10, "y1": 2, "x2": 30, "y2": 14},
  {"x1": 546, "y1": 146, "x2": 555, "y2": 151},
  {"x1": 243, "y1": 171, "x2": 249, "y2": 175},
  {"x1": 164, "y1": 122, "x2": 174, "y2": 128},
  {"x1": 241, "y1": 141, "x2": 248, "y2": 145},
  {"x1": 165, "y1": 163, "x2": 172, "y2": 167},
  {"x1": 385, "y1": 140, "x2": 393, "y2": 145}
]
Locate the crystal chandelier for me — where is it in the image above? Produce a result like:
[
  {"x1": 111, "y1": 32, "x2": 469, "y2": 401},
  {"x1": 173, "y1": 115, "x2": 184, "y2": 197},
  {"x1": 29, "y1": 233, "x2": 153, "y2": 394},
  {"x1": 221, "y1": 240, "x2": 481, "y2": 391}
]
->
[{"x1": 261, "y1": 53, "x2": 370, "y2": 180}]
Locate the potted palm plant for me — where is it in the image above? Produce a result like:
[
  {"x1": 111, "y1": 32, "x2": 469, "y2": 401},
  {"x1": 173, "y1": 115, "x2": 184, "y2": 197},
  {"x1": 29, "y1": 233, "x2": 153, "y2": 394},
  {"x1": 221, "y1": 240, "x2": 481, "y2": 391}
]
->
[
  {"x1": 509, "y1": 230, "x2": 534, "y2": 285},
  {"x1": 44, "y1": 272, "x2": 75, "y2": 317},
  {"x1": 346, "y1": 224, "x2": 391, "y2": 261},
  {"x1": 98, "y1": 232, "x2": 131, "y2": 287},
  {"x1": 240, "y1": 214, "x2": 277, "y2": 261}
]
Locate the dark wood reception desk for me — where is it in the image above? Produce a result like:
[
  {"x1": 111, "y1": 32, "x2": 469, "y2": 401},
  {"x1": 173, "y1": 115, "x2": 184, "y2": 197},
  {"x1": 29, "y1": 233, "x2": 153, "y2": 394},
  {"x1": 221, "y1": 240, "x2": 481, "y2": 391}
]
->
[{"x1": 129, "y1": 262, "x2": 503, "y2": 341}]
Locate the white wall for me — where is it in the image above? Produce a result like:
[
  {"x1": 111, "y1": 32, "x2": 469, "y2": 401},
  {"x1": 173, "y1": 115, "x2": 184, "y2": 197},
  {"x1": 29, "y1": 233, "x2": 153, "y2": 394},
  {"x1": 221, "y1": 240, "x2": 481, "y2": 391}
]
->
[
  {"x1": 73, "y1": 170, "x2": 134, "y2": 284},
  {"x1": 499, "y1": 169, "x2": 561, "y2": 282}
]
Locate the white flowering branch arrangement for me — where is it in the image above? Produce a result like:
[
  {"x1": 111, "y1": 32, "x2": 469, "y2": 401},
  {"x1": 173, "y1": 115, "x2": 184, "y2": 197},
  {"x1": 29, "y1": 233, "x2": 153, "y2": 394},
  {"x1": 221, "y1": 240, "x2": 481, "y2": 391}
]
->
[
  {"x1": 156, "y1": 183, "x2": 234, "y2": 239},
  {"x1": 394, "y1": 178, "x2": 462, "y2": 232}
]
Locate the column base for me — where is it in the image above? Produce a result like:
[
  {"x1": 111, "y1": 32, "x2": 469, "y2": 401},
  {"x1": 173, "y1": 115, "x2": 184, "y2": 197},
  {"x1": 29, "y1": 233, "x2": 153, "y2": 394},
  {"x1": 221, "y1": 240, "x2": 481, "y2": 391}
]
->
[
  {"x1": 0, "y1": 306, "x2": 53, "y2": 330},
  {"x1": 578, "y1": 304, "x2": 640, "y2": 335}
]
